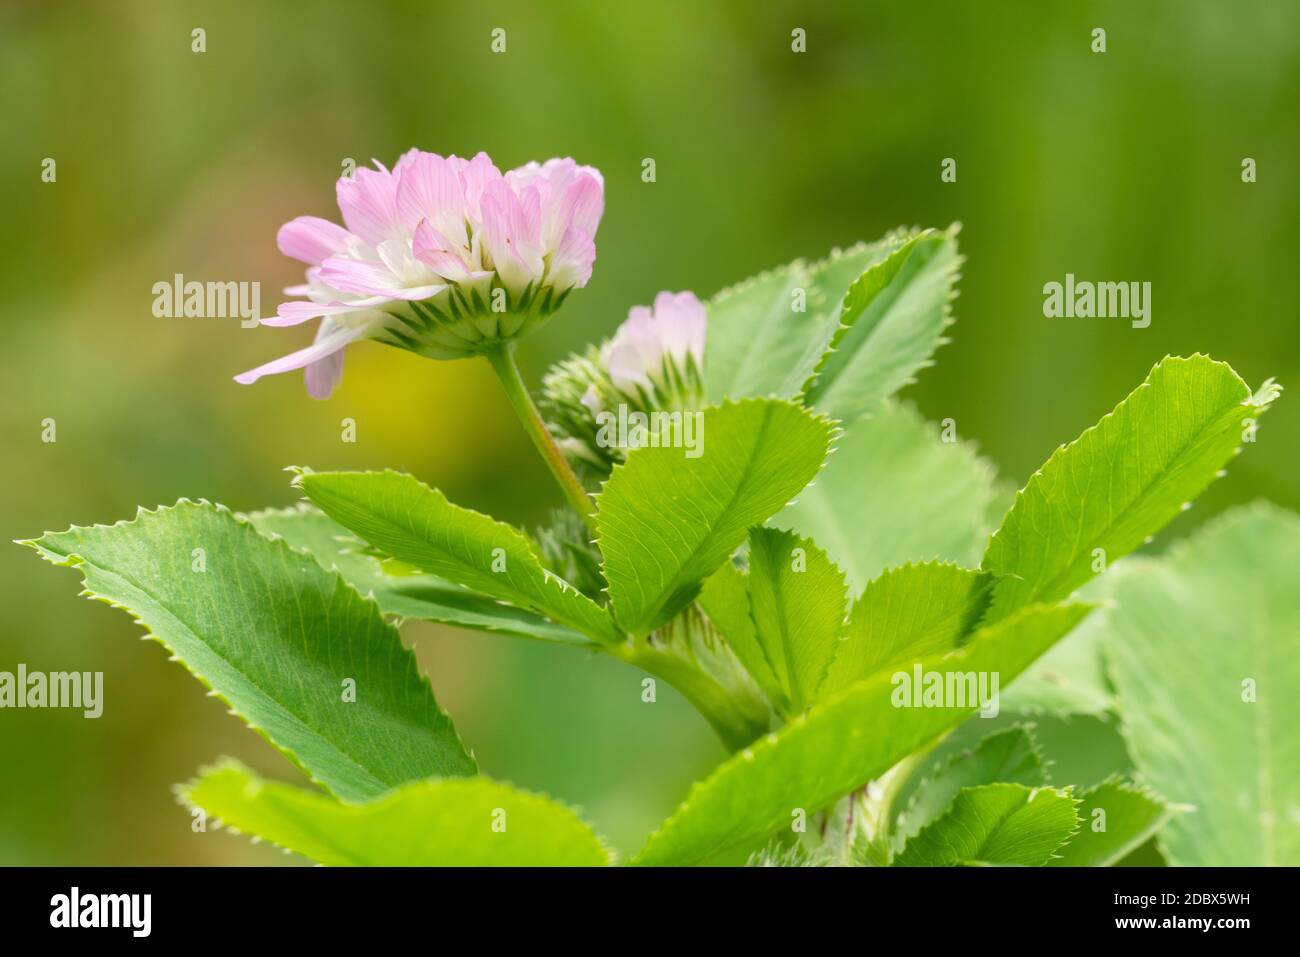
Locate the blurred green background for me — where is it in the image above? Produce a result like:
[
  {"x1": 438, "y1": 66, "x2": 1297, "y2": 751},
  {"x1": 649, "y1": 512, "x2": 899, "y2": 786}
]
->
[{"x1": 2, "y1": 0, "x2": 1296, "y2": 864}]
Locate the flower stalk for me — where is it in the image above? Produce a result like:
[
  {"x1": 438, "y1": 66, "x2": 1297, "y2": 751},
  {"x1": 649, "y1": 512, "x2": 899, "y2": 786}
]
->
[{"x1": 484, "y1": 341, "x2": 597, "y2": 525}]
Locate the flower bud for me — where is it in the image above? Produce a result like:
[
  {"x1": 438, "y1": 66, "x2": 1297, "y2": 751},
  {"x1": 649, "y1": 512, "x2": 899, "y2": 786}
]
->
[{"x1": 542, "y1": 291, "x2": 706, "y2": 477}]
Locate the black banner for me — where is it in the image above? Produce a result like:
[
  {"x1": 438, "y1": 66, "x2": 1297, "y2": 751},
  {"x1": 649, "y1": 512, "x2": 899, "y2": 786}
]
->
[{"x1": 0, "y1": 865, "x2": 1280, "y2": 942}]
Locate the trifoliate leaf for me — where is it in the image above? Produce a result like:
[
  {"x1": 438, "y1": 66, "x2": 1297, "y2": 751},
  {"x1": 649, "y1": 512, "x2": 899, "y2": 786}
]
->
[
  {"x1": 983, "y1": 355, "x2": 1279, "y2": 621},
  {"x1": 596, "y1": 399, "x2": 833, "y2": 636},
  {"x1": 23, "y1": 501, "x2": 475, "y2": 801},
  {"x1": 296, "y1": 469, "x2": 622, "y2": 645},
  {"x1": 1104, "y1": 502, "x2": 1300, "y2": 866},
  {"x1": 182, "y1": 760, "x2": 611, "y2": 866},
  {"x1": 894, "y1": 783, "x2": 1079, "y2": 867}
]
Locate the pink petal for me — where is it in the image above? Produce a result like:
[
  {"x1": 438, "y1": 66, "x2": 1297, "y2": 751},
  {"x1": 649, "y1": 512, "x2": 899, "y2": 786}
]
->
[
  {"x1": 382, "y1": 283, "x2": 448, "y2": 301},
  {"x1": 396, "y1": 152, "x2": 468, "y2": 246},
  {"x1": 336, "y1": 165, "x2": 404, "y2": 244},
  {"x1": 305, "y1": 349, "x2": 345, "y2": 399},
  {"x1": 508, "y1": 158, "x2": 604, "y2": 252},
  {"x1": 651, "y1": 291, "x2": 706, "y2": 364},
  {"x1": 479, "y1": 182, "x2": 539, "y2": 293},
  {"x1": 277, "y1": 216, "x2": 355, "y2": 266},
  {"x1": 317, "y1": 257, "x2": 448, "y2": 302},
  {"x1": 318, "y1": 257, "x2": 405, "y2": 297},
  {"x1": 265, "y1": 297, "x2": 390, "y2": 327},
  {"x1": 412, "y1": 220, "x2": 473, "y2": 282},
  {"x1": 303, "y1": 319, "x2": 349, "y2": 399},
  {"x1": 457, "y1": 151, "x2": 503, "y2": 224},
  {"x1": 390, "y1": 148, "x2": 421, "y2": 178},
  {"x1": 234, "y1": 321, "x2": 373, "y2": 386},
  {"x1": 559, "y1": 173, "x2": 604, "y2": 239},
  {"x1": 415, "y1": 249, "x2": 474, "y2": 284},
  {"x1": 517, "y1": 184, "x2": 542, "y2": 244},
  {"x1": 605, "y1": 307, "x2": 662, "y2": 392},
  {"x1": 410, "y1": 219, "x2": 443, "y2": 259},
  {"x1": 547, "y1": 224, "x2": 596, "y2": 291},
  {"x1": 504, "y1": 160, "x2": 547, "y2": 190}
]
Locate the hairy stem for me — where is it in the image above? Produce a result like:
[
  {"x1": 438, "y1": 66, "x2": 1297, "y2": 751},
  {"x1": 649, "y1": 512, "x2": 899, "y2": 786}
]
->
[
  {"x1": 852, "y1": 740, "x2": 943, "y2": 863},
  {"x1": 484, "y1": 341, "x2": 597, "y2": 526},
  {"x1": 611, "y1": 607, "x2": 775, "y2": 751},
  {"x1": 614, "y1": 642, "x2": 772, "y2": 752}
]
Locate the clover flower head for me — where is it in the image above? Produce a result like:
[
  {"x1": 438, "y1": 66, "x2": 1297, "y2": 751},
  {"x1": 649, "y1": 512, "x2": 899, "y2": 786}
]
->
[
  {"x1": 236, "y1": 150, "x2": 604, "y2": 398},
  {"x1": 542, "y1": 291, "x2": 706, "y2": 476},
  {"x1": 595, "y1": 291, "x2": 706, "y2": 406}
]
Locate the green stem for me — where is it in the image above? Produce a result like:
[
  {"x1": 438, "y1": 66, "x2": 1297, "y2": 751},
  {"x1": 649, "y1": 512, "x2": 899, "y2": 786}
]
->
[
  {"x1": 613, "y1": 642, "x2": 772, "y2": 752},
  {"x1": 488, "y1": 345, "x2": 771, "y2": 752},
  {"x1": 851, "y1": 738, "x2": 944, "y2": 864},
  {"x1": 484, "y1": 342, "x2": 597, "y2": 526},
  {"x1": 609, "y1": 607, "x2": 775, "y2": 752}
]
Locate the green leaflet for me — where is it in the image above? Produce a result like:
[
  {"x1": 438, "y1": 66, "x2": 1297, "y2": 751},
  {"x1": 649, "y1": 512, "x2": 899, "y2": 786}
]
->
[
  {"x1": 1104, "y1": 502, "x2": 1300, "y2": 866},
  {"x1": 894, "y1": 783, "x2": 1079, "y2": 867},
  {"x1": 776, "y1": 401, "x2": 999, "y2": 593},
  {"x1": 702, "y1": 227, "x2": 955, "y2": 415},
  {"x1": 703, "y1": 261, "x2": 830, "y2": 403},
  {"x1": 696, "y1": 561, "x2": 783, "y2": 703},
  {"x1": 805, "y1": 236, "x2": 911, "y2": 324},
  {"x1": 983, "y1": 355, "x2": 1279, "y2": 621},
  {"x1": 892, "y1": 726, "x2": 1048, "y2": 849},
  {"x1": 22, "y1": 502, "x2": 475, "y2": 801},
  {"x1": 182, "y1": 760, "x2": 611, "y2": 866},
  {"x1": 632, "y1": 602, "x2": 1091, "y2": 865},
  {"x1": 819, "y1": 561, "x2": 994, "y2": 699},
  {"x1": 1049, "y1": 778, "x2": 1173, "y2": 867},
  {"x1": 296, "y1": 469, "x2": 621, "y2": 645},
  {"x1": 803, "y1": 228, "x2": 960, "y2": 426},
  {"x1": 247, "y1": 504, "x2": 590, "y2": 646},
  {"x1": 746, "y1": 528, "x2": 848, "y2": 713},
  {"x1": 596, "y1": 399, "x2": 833, "y2": 636}
]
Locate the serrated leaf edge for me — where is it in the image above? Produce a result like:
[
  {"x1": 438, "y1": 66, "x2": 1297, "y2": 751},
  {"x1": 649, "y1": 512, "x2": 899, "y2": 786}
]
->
[
  {"x1": 981, "y1": 355, "x2": 1279, "y2": 613},
  {"x1": 291, "y1": 467, "x2": 621, "y2": 645},
  {"x1": 592, "y1": 397, "x2": 838, "y2": 636},
  {"x1": 801, "y1": 224, "x2": 964, "y2": 420},
  {"x1": 18, "y1": 498, "x2": 477, "y2": 798},
  {"x1": 175, "y1": 757, "x2": 617, "y2": 866}
]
